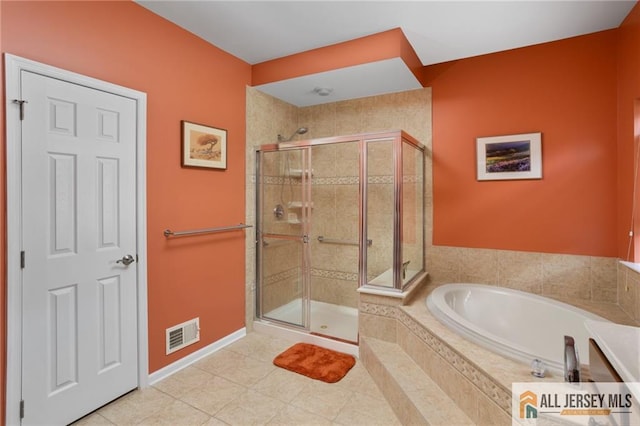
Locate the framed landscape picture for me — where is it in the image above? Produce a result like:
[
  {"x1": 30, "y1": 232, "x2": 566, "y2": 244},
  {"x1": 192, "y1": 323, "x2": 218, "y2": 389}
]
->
[
  {"x1": 181, "y1": 120, "x2": 227, "y2": 169},
  {"x1": 476, "y1": 132, "x2": 542, "y2": 181}
]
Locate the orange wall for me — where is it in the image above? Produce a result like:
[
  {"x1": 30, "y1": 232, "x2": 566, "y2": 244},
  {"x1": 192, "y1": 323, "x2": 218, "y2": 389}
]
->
[
  {"x1": 0, "y1": 0, "x2": 251, "y2": 387},
  {"x1": 425, "y1": 31, "x2": 619, "y2": 257},
  {"x1": 617, "y1": 2, "x2": 640, "y2": 260}
]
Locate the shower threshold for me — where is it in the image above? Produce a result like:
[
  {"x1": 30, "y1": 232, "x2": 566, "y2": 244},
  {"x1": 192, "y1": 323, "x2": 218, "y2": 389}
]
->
[{"x1": 262, "y1": 299, "x2": 358, "y2": 344}]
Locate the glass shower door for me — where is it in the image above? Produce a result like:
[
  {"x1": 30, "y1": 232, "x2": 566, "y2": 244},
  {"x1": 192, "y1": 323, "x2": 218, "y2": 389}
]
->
[{"x1": 256, "y1": 147, "x2": 311, "y2": 329}]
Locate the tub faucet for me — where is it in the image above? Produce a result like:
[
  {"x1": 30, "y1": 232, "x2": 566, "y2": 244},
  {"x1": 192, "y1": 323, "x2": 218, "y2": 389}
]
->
[{"x1": 564, "y1": 335, "x2": 580, "y2": 383}]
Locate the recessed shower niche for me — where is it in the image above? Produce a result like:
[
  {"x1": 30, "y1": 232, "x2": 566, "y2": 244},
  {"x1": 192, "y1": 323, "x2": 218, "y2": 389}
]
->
[{"x1": 255, "y1": 131, "x2": 426, "y2": 344}]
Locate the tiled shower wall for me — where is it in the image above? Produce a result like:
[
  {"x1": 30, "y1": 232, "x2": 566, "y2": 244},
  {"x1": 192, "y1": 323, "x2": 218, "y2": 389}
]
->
[
  {"x1": 246, "y1": 90, "x2": 298, "y2": 330},
  {"x1": 246, "y1": 86, "x2": 628, "y2": 331},
  {"x1": 307, "y1": 142, "x2": 360, "y2": 308}
]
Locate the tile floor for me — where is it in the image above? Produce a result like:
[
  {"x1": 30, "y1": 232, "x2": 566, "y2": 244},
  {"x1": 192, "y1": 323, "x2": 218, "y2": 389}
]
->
[{"x1": 73, "y1": 332, "x2": 401, "y2": 425}]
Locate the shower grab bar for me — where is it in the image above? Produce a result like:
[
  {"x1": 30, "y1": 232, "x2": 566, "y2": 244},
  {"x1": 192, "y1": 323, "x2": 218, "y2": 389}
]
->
[
  {"x1": 317, "y1": 236, "x2": 372, "y2": 246},
  {"x1": 164, "y1": 223, "x2": 252, "y2": 238},
  {"x1": 261, "y1": 239, "x2": 292, "y2": 248}
]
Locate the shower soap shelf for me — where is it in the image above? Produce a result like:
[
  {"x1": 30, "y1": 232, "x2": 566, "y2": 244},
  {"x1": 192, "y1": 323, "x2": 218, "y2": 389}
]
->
[{"x1": 285, "y1": 201, "x2": 313, "y2": 224}]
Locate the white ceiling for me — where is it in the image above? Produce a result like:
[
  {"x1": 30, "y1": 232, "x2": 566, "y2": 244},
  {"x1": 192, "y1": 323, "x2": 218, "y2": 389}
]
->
[{"x1": 137, "y1": 0, "x2": 636, "y2": 106}]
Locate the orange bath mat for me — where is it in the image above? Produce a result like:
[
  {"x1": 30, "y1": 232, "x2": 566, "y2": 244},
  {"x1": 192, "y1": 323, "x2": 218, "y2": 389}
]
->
[{"x1": 273, "y1": 342, "x2": 356, "y2": 383}]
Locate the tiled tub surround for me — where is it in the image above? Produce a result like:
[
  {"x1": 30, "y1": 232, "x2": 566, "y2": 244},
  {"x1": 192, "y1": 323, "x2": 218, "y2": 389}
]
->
[
  {"x1": 618, "y1": 262, "x2": 640, "y2": 323},
  {"x1": 359, "y1": 276, "x2": 639, "y2": 425},
  {"x1": 427, "y1": 246, "x2": 622, "y2": 305}
]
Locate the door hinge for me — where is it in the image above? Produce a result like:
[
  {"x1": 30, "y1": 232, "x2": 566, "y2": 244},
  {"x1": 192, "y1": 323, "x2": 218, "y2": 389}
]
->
[
  {"x1": 19, "y1": 399, "x2": 24, "y2": 419},
  {"x1": 20, "y1": 251, "x2": 25, "y2": 269},
  {"x1": 12, "y1": 99, "x2": 28, "y2": 120}
]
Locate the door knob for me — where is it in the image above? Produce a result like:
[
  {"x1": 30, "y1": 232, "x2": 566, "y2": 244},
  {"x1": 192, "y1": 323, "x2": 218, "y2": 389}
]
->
[{"x1": 116, "y1": 254, "x2": 135, "y2": 266}]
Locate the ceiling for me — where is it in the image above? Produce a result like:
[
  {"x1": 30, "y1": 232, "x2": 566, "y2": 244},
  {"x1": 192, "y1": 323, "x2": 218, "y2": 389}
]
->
[{"x1": 137, "y1": 1, "x2": 636, "y2": 106}]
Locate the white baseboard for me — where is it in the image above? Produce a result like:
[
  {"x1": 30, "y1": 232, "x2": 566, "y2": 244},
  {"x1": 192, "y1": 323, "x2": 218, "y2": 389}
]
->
[{"x1": 148, "y1": 327, "x2": 247, "y2": 386}]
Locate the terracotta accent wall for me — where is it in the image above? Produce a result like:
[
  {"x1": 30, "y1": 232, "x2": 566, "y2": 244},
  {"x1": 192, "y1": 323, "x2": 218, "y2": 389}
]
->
[
  {"x1": 617, "y1": 2, "x2": 640, "y2": 260},
  {"x1": 426, "y1": 30, "x2": 618, "y2": 257},
  {"x1": 0, "y1": 0, "x2": 250, "y2": 386}
]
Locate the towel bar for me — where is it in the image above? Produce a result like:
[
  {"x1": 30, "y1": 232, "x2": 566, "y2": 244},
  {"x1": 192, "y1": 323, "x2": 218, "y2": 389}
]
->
[{"x1": 164, "y1": 223, "x2": 252, "y2": 238}]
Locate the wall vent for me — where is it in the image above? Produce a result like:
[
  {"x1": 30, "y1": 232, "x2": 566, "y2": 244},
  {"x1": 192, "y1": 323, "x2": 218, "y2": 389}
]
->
[{"x1": 166, "y1": 317, "x2": 200, "y2": 354}]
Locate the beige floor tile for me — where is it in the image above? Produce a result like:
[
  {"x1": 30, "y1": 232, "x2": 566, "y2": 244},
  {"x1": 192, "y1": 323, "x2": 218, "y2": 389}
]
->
[
  {"x1": 98, "y1": 387, "x2": 175, "y2": 425},
  {"x1": 226, "y1": 332, "x2": 293, "y2": 363},
  {"x1": 153, "y1": 365, "x2": 215, "y2": 398},
  {"x1": 72, "y1": 412, "x2": 115, "y2": 425},
  {"x1": 266, "y1": 405, "x2": 334, "y2": 425},
  {"x1": 77, "y1": 333, "x2": 401, "y2": 426},
  {"x1": 194, "y1": 348, "x2": 246, "y2": 373},
  {"x1": 137, "y1": 399, "x2": 210, "y2": 426},
  {"x1": 290, "y1": 380, "x2": 353, "y2": 420},
  {"x1": 251, "y1": 367, "x2": 312, "y2": 403},
  {"x1": 195, "y1": 348, "x2": 275, "y2": 386},
  {"x1": 333, "y1": 391, "x2": 402, "y2": 426},
  {"x1": 201, "y1": 417, "x2": 231, "y2": 426},
  {"x1": 180, "y1": 375, "x2": 246, "y2": 416},
  {"x1": 214, "y1": 389, "x2": 287, "y2": 425}
]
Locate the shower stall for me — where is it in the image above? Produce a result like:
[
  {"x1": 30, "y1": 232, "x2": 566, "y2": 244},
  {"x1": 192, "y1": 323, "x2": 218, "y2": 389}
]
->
[{"x1": 255, "y1": 130, "x2": 425, "y2": 345}]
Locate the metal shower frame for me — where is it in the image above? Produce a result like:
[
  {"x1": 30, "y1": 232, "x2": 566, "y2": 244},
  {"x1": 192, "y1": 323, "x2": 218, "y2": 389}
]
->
[{"x1": 255, "y1": 130, "x2": 426, "y2": 329}]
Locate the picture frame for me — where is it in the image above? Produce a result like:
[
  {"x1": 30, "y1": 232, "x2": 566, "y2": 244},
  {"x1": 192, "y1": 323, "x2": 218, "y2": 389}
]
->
[
  {"x1": 476, "y1": 132, "x2": 542, "y2": 181},
  {"x1": 181, "y1": 120, "x2": 227, "y2": 169}
]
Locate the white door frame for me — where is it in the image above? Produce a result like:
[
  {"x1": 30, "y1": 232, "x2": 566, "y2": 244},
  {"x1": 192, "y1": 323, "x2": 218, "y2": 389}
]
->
[{"x1": 4, "y1": 54, "x2": 149, "y2": 425}]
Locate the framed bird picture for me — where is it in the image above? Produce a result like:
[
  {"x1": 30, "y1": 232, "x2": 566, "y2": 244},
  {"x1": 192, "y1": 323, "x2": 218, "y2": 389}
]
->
[{"x1": 181, "y1": 120, "x2": 227, "y2": 170}]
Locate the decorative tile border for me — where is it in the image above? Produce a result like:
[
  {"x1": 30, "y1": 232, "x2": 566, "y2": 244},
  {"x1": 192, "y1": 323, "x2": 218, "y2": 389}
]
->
[
  {"x1": 402, "y1": 175, "x2": 423, "y2": 183},
  {"x1": 262, "y1": 175, "x2": 396, "y2": 186},
  {"x1": 258, "y1": 174, "x2": 424, "y2": 185},
  {"x1": 265, "y1": 267, "x2": 358, "y2": 285},
  {"x1": 360, "y1": 302, "x2": 398, "y2": 318},
  {"x1": 260, "y1": 176, "x2": 299, "y2": 185},
  {"x1": 261, "y1": 174, "x2": 421, "y2": 186},
  {"x1": 310, "y1": 268, "x2": 358, "y2": 281},
  {"x1": 368, "y1": 175, "x2": 394, "y2": 184},
  {"x1": 263, "y1": 267, "x2": 299, "y2": 286},
  {"x1": 312, "y1": 176, "x2": 359, "y2": 185},
  {"x1": 360, "y1": 302, "x2": 511, "y2": 414}
]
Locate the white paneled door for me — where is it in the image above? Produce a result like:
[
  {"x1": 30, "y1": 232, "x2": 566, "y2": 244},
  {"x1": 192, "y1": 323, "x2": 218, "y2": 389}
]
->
[{"x1": 20, "y1": 71, "x2": 139, "y2": 425}]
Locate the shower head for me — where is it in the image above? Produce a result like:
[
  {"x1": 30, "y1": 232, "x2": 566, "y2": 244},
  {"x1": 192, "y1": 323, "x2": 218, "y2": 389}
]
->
[{"x1": 278, "y1": 127, "x2": 308, "y2": 142}]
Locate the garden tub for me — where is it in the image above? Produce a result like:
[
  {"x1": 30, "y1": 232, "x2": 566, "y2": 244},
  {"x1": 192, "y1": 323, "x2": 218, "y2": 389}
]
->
[{"x1": 426, "y1": 283, "x2": 609, "y2": 374}]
